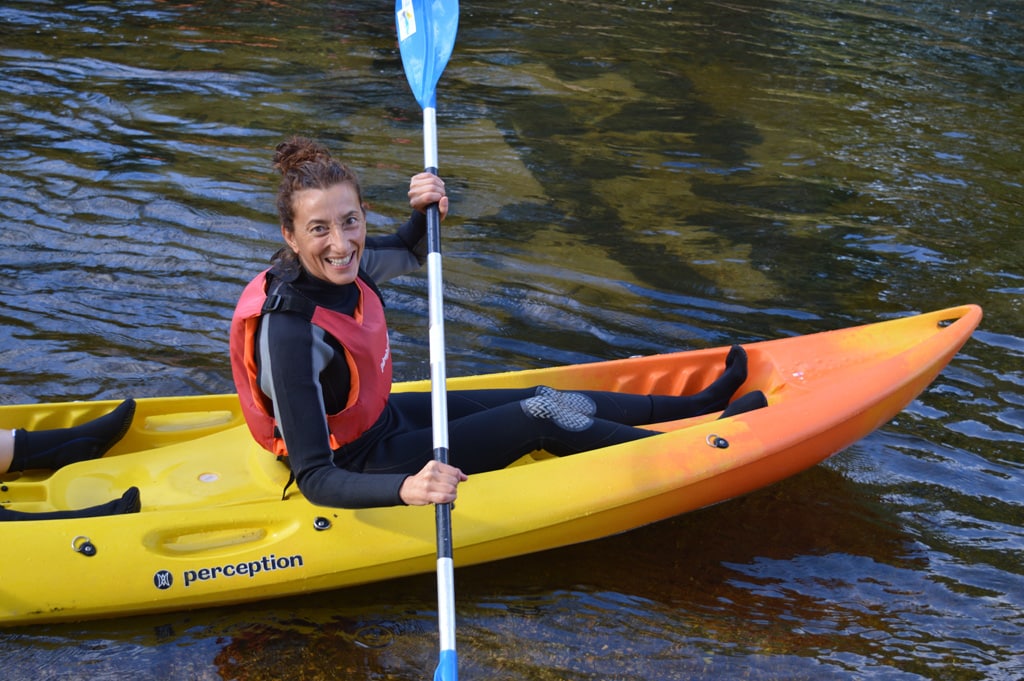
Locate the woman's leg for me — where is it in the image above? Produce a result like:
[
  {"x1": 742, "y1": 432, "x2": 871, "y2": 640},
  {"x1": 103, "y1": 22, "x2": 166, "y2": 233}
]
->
[
  {"x1": 365, "y1": 346, "x2": 755, "y2": 475},
  {"x1": 371, "y1": 393, "x2": 658, "y2": 476},
  {"x1": 441, "y1": 345, "x2": 751, "y2": 426}
]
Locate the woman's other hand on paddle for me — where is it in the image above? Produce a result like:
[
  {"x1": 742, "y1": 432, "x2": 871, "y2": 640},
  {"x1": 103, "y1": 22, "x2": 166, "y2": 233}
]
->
[
  {"x1": 400, "y1": 460, "x2": 467, "y2": 506},
  {"x1": 408, "y1": 172, "x2": 448, "y2": 220}
]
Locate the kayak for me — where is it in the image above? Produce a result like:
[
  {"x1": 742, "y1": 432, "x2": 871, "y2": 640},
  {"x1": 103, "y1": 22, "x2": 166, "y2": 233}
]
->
[{"x1": 0, "y1": 305, "x2": 981, "y2": 626}]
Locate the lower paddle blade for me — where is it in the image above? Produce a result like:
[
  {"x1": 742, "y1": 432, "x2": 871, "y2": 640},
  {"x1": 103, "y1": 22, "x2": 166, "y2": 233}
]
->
[{"x1": 434, "y1": 649, "x2": 458, "y2": 681}]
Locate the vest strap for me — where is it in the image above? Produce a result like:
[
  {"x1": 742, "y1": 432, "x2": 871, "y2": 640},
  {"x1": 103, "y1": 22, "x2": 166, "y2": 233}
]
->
[{"x1": 262, "y1": 280, "x2": 318, "y2": 320}]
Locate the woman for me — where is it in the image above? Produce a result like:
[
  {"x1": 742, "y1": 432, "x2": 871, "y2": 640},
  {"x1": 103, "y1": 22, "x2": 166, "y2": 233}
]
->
[
  {"x1": 1, "y1": 399, "x2": 140, "y2": 520},
  {"x1": 230, "y1": 137, "x2": 765, "y2": 510}
]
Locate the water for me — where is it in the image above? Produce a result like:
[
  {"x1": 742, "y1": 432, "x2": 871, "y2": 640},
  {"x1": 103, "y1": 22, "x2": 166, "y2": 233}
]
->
[{"x1": 1, "y1": 0, "x2": 1021, "y2": 678}]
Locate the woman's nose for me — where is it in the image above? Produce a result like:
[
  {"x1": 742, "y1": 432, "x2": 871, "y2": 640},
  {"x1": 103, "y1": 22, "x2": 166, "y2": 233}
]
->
[{"x1": 327, "y1": 225, "x2": 349, "y2": 248}]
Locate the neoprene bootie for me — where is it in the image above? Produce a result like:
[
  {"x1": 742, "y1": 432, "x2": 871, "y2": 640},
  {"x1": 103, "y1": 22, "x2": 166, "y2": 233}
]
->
[
  {"x1": 0, "y1": 486, "x2": 141, "y2": 521},
  {"x1": 10, "y1": 399, "x2": 136, "y2": 472},
  {"x1": 718, "y1": 390, "x2": 768, "y2": 419},
  {"x1": 649, "y1": 345, "x2": 750, "y2": 421}
]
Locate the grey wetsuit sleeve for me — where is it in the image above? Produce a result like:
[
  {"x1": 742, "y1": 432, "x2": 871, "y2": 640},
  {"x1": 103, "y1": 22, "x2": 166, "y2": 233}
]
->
[{"x1": 361, "y1": 211, "x2": 428, "y2": 283}]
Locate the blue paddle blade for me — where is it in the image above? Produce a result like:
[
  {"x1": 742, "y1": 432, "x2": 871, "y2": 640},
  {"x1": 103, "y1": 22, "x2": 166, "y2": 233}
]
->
[
  {"x1": 434, "y1": 649, "x2": 458, "y2": 681},
  {"x1": 395, "y1": 0, "x2": 459, "y2": 109}
]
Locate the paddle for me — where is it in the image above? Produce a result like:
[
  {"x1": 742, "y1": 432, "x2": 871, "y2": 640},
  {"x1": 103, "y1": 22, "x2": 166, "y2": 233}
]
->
[{"x1": 395, "y1": 1, "x2": 459, "y2": 679}]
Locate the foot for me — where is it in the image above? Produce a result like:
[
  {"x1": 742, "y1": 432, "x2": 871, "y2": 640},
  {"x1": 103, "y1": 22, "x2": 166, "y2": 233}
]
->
[
  {"x1": 11, "y1": 398, "x2": 136, "y2": 471},
  {"x1": 687, "y1": 345, "x2": 749, "y2": 412},
  {"x1": 109, "y1": 486, "x2": 142, "y2": 514},
  {"x1": 648, "y1": 346, "x2": 751, "y2": 422},
  {"x1": 85, "y1": 398, "x2": 137, "y2": 459},
  {"x1": 717, "y1": 390, "x2": 768, "y2": 419},
  {"x1": 0, "y1": 486, "x2": 141, "y2": 521}
]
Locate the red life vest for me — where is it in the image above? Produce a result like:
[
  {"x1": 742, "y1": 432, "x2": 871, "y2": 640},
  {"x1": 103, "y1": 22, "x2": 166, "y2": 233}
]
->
[{"x1": 229, "y1": 269, "x2": 392, "y2": 456}]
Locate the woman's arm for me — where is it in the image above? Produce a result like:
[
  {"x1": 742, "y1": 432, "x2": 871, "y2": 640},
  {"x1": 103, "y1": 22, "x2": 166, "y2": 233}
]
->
[
  {"x1": 259, "y1": 311, "x2": 409, "y2": 509},
  {"x1": 361, "y1": 172, "x2": 448, "y2": 283}
]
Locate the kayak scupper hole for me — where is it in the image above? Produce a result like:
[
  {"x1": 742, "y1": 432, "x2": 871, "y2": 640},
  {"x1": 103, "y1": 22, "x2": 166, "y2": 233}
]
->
[{"x1": 198, "y1": 472, "x2": 220, "y2": 483}]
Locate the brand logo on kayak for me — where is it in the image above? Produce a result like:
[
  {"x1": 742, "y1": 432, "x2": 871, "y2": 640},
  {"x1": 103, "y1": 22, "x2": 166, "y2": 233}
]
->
[{"x1": 152, "y1": 553, "x2": 305, "y2": 590}]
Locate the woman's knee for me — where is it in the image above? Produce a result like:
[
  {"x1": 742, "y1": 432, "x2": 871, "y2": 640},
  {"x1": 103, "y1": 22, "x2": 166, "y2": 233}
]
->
[{"x1": 520, "y1": 395, "x2": 593, "y2": 432}]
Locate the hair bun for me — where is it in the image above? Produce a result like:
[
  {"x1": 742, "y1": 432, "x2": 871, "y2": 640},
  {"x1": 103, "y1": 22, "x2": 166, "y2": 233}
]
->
[{"x1": 272, "y1": 136, "x2": 332, "y2": 175}]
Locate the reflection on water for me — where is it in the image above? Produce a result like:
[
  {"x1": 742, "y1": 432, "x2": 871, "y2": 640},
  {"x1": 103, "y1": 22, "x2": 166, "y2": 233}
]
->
[{"x1": 1, "y1": 0, "x2": 1021, "y2": 679}]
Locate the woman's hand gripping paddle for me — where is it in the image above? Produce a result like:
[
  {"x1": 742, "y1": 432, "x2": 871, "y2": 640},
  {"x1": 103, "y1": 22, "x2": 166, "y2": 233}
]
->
[{"x1": 395, "y1": 1, "x2": 459, "y2": 679}]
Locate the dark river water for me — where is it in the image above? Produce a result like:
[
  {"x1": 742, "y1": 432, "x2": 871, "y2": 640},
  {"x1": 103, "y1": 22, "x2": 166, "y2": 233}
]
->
[{"x1": 1, "y1": 0, "x2": 1022, "y2": 679}]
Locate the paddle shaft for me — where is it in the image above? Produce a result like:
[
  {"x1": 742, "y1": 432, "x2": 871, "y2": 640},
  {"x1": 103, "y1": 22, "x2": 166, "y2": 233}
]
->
[{"x1": 422, "y1": 108, "x2": 458, "y2": 681}]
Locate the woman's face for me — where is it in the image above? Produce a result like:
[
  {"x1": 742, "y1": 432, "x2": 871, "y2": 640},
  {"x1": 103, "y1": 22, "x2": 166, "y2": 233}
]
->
[{"x1": 283, "y1": 183, "x2": 366, "y2": 286}]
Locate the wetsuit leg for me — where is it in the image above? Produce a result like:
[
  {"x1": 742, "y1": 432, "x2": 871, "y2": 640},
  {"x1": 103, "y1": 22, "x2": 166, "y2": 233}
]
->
[
  {"x1": 451, "y1": 396, "x2": 658, "y2": 472},
  {"x1": 365, "y1": 347, "x2": 753, "y2": 477},
  {"x1": 366, "y1": 392, "x2": 658, "y2": 476},
  {"x1": 440, "y1": 345, "x2": 749, "y2": 426}
]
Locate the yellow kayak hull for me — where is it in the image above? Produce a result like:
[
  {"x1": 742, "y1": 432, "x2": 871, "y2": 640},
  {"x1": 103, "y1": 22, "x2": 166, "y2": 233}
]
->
[{"x1": 0, "y1": 305, "x2": 981, "y2": 626}]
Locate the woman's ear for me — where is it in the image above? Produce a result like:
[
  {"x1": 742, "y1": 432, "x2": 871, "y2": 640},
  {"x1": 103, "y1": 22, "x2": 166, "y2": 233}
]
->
[{"x1": 281, "y1": 224, "x2": 298, "y2": 253}]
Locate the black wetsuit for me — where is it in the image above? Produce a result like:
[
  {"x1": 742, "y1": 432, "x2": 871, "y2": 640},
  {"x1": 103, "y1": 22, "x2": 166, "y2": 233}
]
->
[{"x1": 256, "y1": 213, "x2": 747, "y2": 509}]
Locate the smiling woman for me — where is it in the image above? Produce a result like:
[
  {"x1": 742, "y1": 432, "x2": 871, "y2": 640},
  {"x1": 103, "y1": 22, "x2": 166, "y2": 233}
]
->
[
  {"x1": 229, "y1": 136, "x2": 761, "y2": 511},
  {"x1": 229, "y1": 136, "x2": 456, "y2": 507},
  {"x1": 284, "y1": 184, "x2": 367, "y2": 286}
]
